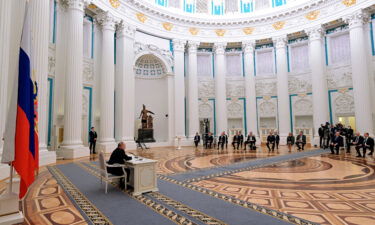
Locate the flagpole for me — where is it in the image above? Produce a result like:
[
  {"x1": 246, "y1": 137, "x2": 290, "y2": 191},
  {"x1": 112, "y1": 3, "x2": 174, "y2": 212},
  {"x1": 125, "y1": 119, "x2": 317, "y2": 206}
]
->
[{"x1": 7, "y1": 164, "x2": 14, "y2": 194}]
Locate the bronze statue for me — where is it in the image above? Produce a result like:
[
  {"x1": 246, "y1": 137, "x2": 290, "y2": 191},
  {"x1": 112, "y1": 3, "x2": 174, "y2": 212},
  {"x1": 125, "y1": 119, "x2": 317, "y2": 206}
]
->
[
  {"x1": 147, "y1": 115, "x2": 153, "y2": 129},
  {"x1": 139, "y1": 104, "x2": 154, "y2": 129}
]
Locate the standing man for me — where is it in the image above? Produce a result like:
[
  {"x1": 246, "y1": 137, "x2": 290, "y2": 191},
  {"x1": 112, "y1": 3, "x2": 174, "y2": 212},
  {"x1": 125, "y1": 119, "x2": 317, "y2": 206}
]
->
[
  {"x1": 330, "y1": 132, "x2": 343, "y2": 155},
  {"x1": 363, "y1": 133, "x2": 374, "y2": 157},
  {"x1": 318, "y1": 124, "x2": 325, "y2": 148},
  {"x1": 275, "y1": 132, "x2": 280, "y2": 150},
  {"x1": 89, "y1": 127, "x2": 97, "y2": 154},
  {"x1": 345, "y1": 126, "x2": 354, "y2": 153},
  {"x1": 238, "y1": 131, "x2": 244, "y2": 149},
  {"x1": 194, "y1": 132, "x2": 200, "y2": 148},
  {"x1": 224, "y1": 131, "x2": 228, "y2": 149},
  {"x1": 296, "y1": 131, "x2": 306, "y2": 151},
  {"x1": 266, "y1": 131, "x2": 276, "y2": 152}
]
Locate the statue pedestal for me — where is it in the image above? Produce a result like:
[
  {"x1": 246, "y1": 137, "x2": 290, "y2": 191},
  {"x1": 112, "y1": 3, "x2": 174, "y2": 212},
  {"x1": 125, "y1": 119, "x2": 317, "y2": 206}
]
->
[{"x1": 137, "y1": 129, "x2": 156, "y2": 143}]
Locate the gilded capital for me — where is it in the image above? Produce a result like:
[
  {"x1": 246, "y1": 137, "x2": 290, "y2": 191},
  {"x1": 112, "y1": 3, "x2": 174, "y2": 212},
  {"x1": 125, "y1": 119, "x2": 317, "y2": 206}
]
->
[
  {"x1": 188, "y1": 41, "x2": 200, "y2": 54},
  {"x1": 117, "y1": 20, "x2": 136, "y2": 39},
  {"x1": 272, "y1": 36, "x2": 287, "y2": 49},
  {"x1": 60, "y1": 0, "x2": 85, "y2": 12}
]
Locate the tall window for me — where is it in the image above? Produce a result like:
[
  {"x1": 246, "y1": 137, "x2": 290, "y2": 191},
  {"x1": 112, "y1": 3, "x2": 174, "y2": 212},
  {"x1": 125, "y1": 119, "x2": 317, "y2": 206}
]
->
[
  {"x1": 196, "y1": 0, "x2": 208, "y2": 13},
  {"x1": 169, "y1": 0, "x2": 180, "y2": 8},
  {"x1": 226, "y1": 53, "x2": 242, "y2": 76},
  {"x1": 255, "y1": 0, "x2": 270, "y2": 10},
  {"x1": 256, "y1": 49, "x2": 274, "y2": 76},
  {"x1": 225, "y1": 0, "x2": 238, "y2": 13},
  {"x1": 184, "y1": 0, "x2": 195, "y2": 13},
  {"x1": 197, "y1": 53, "x2": 213, "y2": 77},
  {"x1": 155, "y1": 0, "x2": 168, "y2": 7},
  {"x1": 83, "y1": 16, "x2": 93, "y2": 58},
  {"x1": 289, "y1": 43, "x2": 309, "y2": 72},
  {"x1": 240, "y1": 0, "x2": 254, "y2": 13},
  {"x1": 329, "y1": 33, "x2": 351, "y2": 65},
  {"x1": 272, "y1": 0, "x2": 286, "y2": 7},
  {"x1": 211, "y1": 0, "x2": 224, "y2": 15}
]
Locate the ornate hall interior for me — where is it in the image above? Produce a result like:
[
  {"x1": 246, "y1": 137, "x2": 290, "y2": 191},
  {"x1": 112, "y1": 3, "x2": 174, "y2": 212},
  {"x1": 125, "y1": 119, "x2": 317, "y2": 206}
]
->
[{"x1": 1, "y1": 0, "x2": 375, "y2": 225}]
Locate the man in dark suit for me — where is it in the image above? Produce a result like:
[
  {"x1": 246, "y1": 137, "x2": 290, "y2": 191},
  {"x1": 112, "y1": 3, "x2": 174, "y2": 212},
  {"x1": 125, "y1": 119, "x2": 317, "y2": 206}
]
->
[
  {"x1": 244, "y1": 132, "x2": 256, "y2": 150},
  {"x1": 224, "y1": 132, "x2": 228, "y2": 149},
  {"x1": 238, "y1": 131, "x2": 244, "y2": 149},
  {"x1": 275, "y1": 132, "x2": 280, "y2": 149},
  {"x1": 89, "y1": 127, "x2": 97, "y2": 154},
  {"x1": 194, "y1": 132, "x2": 200, "y2": 148},
  {"x1": 330, "y1": 132, "x2": 343, "y2": 155},
  {"x1": 217, "y1": 132, "x2": 226, "y2": 150},
  {"x1": 296, "y1": 131, "x2": 307, "y2": 151},
  {"x1": 206, "y1": 132, "x2": 214, "y2": 149},
  {"x1": 345, "y1": 126, "x2": 354, "y2": 153},
  {"x1": 232, "y1": 131, "x2": 240, "y2": 150},
  {"x1": 107, "y1": 142, "x2": 133, "y2": 188},
  {"x1": 266, "y1": 132, "x2": 276, "y2": 152},
  {"x1": 318, "y1": 124, "x2": 325, "y2": 148},
  {"x1": 363, "y1": 133, "x2": 374, "y2": 157},
  {"x1": 352, "y1": 132, "x2": 364, "y2": 157}
]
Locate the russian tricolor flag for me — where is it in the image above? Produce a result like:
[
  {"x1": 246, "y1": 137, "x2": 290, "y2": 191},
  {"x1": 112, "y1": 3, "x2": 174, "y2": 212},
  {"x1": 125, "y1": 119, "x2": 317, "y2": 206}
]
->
[{"x1": 1, "y1": 3, "x2": 39, "y2": 199}]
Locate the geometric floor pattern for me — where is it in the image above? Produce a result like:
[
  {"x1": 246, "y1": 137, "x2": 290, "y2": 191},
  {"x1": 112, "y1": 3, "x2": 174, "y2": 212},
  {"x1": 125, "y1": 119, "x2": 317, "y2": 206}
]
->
[
  {"x1": 192, "y1": 154, "x2": 375, "y2": 225},
  {"x1": 3, "y1": 145, "x2": 374, "y2": 225}
]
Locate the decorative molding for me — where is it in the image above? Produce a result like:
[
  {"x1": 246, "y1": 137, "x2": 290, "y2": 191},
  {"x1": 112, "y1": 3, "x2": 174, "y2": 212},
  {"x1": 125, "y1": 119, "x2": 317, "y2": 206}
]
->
[
  {"x1": 242, "y1": 40, "x2": 255, "y2": 53},
  {"x1": 288, "y1": 75, "x2": 312, "y2": 94},
  {"x1": 199, "y1": 103, "x2": 213, "y2": 118},
  {"x1": 83, "y1": 57, "x2": 94, "y2": 84},
  {"x1": 242, "y1": 27, "x2": 254, "y2": 35},
  {"x1": 215, "y1": 29, "x2": 226, "y2": 37},
  {"x1": 95, "y1": 11, "x2": 118, "y2": 31},
  {"x1": 327, "y1": 65, "x2": 353, "y2": 89},
  {"x1": 60, "y1": 0, "x2": 85, "y2": 11},
  {"x1": 213, "y1": 42, "x2": 227, "y2": 55},
  {"x1": 294, "y1": 98, "x2": 313, "y2": 116},
  {"x1": 172, "y1": 39, "x2": 186, "y2": 52},
  {"x1": 134, "y1": 42, "x2": 174, "y2": 70},
  {"x1": 342, "y1": 0, "x2": 356, "y2": 7},
  {"x1": 189, "y1": 27, "x2": 199, "y2": 35},
  {"x1": 335, "y1": 92, "x2": 354, "y2": 114},
  {"x1": 343, "y1": 10, "x2": 369, "y2": 29},
  {"x1": 273, "y1": 36, "x2": 287, "y2": 49},
  {"x1": 162, "y1": 22, "x2": 174, "y2": 31},
  {"x1": 305, "y1": 25, "x2": 325, "y2": 41},
  {"x1": 256, "y1": 78, "x2": 277, "y2": 96},
  {"x1": 117, "y1": 20, "x2": 136, "y2": 39},
  {"x1": 188, "y1": 41, "x2": 200, "y2": 54},
  {"x1": 227, "y1": 101, "x2": 243, "y2": 119},
  {"x1": 136, "y1": 12, "x2": 147, "y2": 23},
  {"x1": 259, "y1": 101, "x2": 276, "y2": 118},
  {"x1": 226, "y1": 80, "x2": 245, "y2": 98},
  {"x1": 305, "y1": 10, "x2": 320, "y2": 20},
  {"x1": 272, "y1": 21, "x2": 285, "y2": 30},
  {"x1": 198, "y1": 80, "x2": 215, "y2": 98},
  {"x1": 109, "y1": 0, "x2": 120, "y2": 9}
]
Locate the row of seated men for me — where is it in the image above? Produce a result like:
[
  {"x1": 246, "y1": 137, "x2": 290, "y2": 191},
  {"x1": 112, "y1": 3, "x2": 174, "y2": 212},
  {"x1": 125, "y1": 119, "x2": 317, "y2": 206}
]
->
[
  {"x1": 195, "y1": 131, "x2": 257, "y2": 150},
  {"x1": 329, "y1": 131, "x2": 374, "y2": 157}
]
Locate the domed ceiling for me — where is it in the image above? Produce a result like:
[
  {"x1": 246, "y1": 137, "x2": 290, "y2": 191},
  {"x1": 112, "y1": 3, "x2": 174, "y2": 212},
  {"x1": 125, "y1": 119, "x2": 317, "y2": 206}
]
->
[{"x1": 144, "y1": 0, "x2": 309, "y2": 17}]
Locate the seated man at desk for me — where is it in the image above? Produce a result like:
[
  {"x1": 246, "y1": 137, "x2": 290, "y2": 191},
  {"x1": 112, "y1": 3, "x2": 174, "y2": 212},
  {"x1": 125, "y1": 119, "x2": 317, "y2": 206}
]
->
[{"x1": 107, "y1": 142, "x2": 132, "y2": 189}]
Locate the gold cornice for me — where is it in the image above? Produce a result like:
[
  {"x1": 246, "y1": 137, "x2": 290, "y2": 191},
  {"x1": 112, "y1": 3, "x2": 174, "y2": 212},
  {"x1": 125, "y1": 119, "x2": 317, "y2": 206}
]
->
[
  {"x1": 189, "y1": 27, "x2": 199, "y2": 35},
  {"x1": 215, "y1": 29, "x2": 226, "y2": 37},
  {"x1": 342, "y1": 0, "x2": 356, "y2": 7},
  {"x1": 272, "y1": 21, "x2": 285, "y2": 30},
  {"x1": 109, "y1": 0, "x2": 120, "y2": 9},
  {"x1": 305, "y1": 10, "x2": 320, "y2": 21},
  {"x1": 162, "y1": 22, "x2": 173, "y2": 31},
  {"x1": 243, "y1": 27, "x2": 254, "y2": 35},
  {"x1": 136, "y1": 13, "x2": 147, "y2": 23}
]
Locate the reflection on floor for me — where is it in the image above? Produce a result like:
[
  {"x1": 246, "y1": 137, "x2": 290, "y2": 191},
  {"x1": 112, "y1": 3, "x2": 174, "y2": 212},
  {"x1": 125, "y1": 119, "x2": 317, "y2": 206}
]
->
[{"x1": 1, "y1": 145, "x2": 374, "y2": 225}]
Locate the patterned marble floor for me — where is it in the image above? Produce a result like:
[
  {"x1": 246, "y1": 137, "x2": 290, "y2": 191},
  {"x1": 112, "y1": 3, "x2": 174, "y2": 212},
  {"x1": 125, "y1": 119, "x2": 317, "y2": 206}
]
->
[{"x1": 1, "y1": 145, "x2": 374, "y2": 225}]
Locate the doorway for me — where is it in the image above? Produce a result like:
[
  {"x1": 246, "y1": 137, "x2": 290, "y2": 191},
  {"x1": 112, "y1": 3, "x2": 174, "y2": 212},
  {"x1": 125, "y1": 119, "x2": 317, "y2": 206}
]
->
[{"x1": 338, "y1": 116, "x2": 356, "y2": 131}]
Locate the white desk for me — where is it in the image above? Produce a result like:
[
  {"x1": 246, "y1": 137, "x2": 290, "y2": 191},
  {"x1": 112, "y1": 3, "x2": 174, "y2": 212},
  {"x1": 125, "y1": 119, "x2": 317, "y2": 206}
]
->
[{"x1": 125, "y1": 156, "x2": 158, "y2": 196}]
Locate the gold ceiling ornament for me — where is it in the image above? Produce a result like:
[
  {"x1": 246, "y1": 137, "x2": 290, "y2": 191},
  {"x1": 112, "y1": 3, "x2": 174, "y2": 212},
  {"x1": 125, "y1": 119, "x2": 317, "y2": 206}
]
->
[
  {"x1": 272, "y1": 21, "x2": 285, "y2": 30},
  {"x1": 342, "y1": 0, "x2": 356, "y2": 7},
  {"x1": 338, "y1": 88, "x2": 349, "y2": 93},
  {"x1": 242, "y1": 27, "x2": 254, "y2": 35},
  {"x1": 87, "y1": 4, "x2": 97, "y2": 9},
  {"x1": 109, "y1": 0, "x2": 120, "y2": 9},
  {"x1": 298, "y1": 93, "x2": 307, "y2": 98},
  {"x1": 189, "y1": 27, "x2": 199, "y2": 35},
  {"x1": 305, "y1": 10, "x2": 320, "y2": 21},
  {"x1": 263, "y1": 96, "x2": 271, "y2": 101},
  {"x1": 162, "y1": 22, "x2": 173, "y2": 31},
  {"x1": 215, "y1": 29, "x2": 226, "y2": 37},
  {"x1": 136, "y1": 13, "x2": 147, "y2": 23}
]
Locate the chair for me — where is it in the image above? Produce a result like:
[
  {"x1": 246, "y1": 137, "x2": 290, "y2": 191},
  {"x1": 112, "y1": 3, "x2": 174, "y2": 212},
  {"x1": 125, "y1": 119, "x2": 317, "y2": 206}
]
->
[{"x1": 98, "y1": 151, "x2": 127, "y2": 194}]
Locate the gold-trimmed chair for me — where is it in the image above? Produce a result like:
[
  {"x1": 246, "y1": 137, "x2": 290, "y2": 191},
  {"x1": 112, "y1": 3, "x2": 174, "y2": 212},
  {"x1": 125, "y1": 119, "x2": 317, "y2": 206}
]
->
[{"x1": 98, "y1": 151, "x2": 127, "y2": 193}]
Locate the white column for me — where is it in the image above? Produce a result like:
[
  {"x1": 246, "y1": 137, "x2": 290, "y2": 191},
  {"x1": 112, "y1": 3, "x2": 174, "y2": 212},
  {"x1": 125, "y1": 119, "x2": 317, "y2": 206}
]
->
[
  {"x1": 214, "y1": 42, "x2": 228, "y2": 135},
  {"x1": 95, "y1": 12, "x2": 117, "y2": 152},
  {"x1": 172, "y1": 39, "x2": 187, "y2": 142},
  {"x1": 115, "y1": 21, "x2": 136, "y2": 149},
  {"x1": 167, "y1": 73, "x2": 175, "y2": 144},
  {"x1": 59, "y1": 0, "x2": 88, "y2": 159},
  {"x1": 344, "y1": 11, "x2": 374, "y2": 136},
  {"x1": 306, "y1": 26, "x2": 330, "y2": 145},
  {"x1": 273, "y1": 36, "x2": 291, "y2": 144},
  {"x1": 187, "y1": 41, "x2": 200, "y2": 139},
  {"x1": 0, "y1": 0, "x2": 12, "y2": 180},
  {"x1": 30, "y1": 0, "x2": 56, "y2": 165},
  {"x1": 242, "y1": 41, "x2": 259, "y2": 140}
]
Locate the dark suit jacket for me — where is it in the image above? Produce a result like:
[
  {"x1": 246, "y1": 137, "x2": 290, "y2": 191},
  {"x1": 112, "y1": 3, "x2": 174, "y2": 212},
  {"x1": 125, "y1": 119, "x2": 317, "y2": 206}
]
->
[
  {"x1": 246, "y1": 135, "x2": 256, "y2": 143},
  {"x1": 332, "y1": 136, "x2": 344, "y2": 147},
  {"x1": 218, "y1": 135, "x2": 226, "y2": 143},
  {"x1": 267, "y1": 135, "x2": 275, "y2": 143},
  {"x1": 239, "y1": 134, "x2": 244, "y2": 142},
  {"x1": 107, "y1": 148, "x2": 132, "y2": 175},
  {"x1": 89, "y1": 131, "x2": 97, "y2": 143},
  {"x1": 275, "y1": 135, "x2": 280, "y2": 143},
  {"x1": 352, "y1": 135, "x2": 364, "y2": 146},
  {"x1": 318, "y1": 127, "x2": 324, "y2": 137},
  {"x1": 287, "y1": 136, "x2": 295, "y2": 145},
  {"x1": 296, "y1": 135, "x2": 306, "y2": 144},
  {"x1": 232, "y1": 135, "x2": 239, "y2": 143},
  {"x1": 207, "y1": 135, "x2": 214, "y2": 143},
  {"x1": 194, "y1": 135, "x2": 200, "y2": 142},
  {"x1": 363, "y1": 137, "x2": 374, "y2": 148}
]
